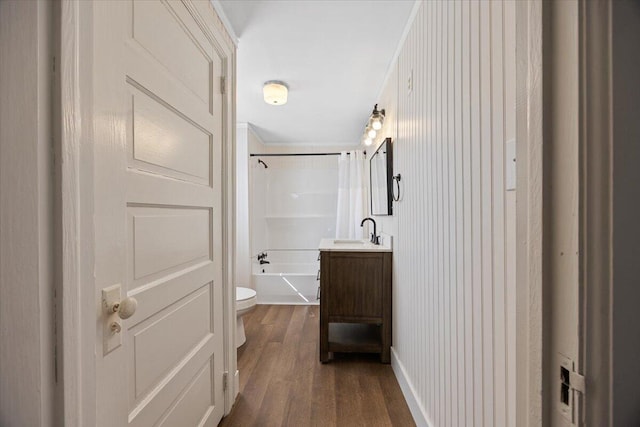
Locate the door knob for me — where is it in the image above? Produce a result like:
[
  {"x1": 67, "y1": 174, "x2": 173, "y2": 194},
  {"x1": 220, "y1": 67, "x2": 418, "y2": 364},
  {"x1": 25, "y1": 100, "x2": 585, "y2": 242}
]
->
[{"x1": 108, "y1": 296, "x2": 138, "y2": 319}]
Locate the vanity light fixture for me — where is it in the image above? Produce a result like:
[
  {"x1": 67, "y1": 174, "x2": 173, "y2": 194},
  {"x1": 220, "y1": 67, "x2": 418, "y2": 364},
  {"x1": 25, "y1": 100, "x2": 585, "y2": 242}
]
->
[
  {"x1": 361, "y1": 104, "x2": 385, "y2": 146},
  {"x1": 370, "y1": 104, "x2": 385, "y2": 130},
  {"x1": 263, "y1": 80, "x2": 288, "y2": 105}
]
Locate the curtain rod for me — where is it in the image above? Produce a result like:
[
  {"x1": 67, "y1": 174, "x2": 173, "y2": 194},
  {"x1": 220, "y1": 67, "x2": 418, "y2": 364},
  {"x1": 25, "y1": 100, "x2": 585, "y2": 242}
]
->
[{"x1": 249, "y1": 151, "x2": 366, "y2": 157}]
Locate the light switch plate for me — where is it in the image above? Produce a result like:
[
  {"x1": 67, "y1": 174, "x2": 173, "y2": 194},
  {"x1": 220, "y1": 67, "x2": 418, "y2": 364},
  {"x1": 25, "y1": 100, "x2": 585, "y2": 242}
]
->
[
  {"x1": 506, "y1": 139, "x2": 516, "y2": 191},
  {"x1": 102, "y1": 284, "x2": 122, "y2": 354}
]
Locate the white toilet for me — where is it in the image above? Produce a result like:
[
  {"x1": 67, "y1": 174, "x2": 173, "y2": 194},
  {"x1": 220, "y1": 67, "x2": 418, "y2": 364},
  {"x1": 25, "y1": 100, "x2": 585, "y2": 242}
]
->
[{"x1": 236, "y1": 286, "x2": 257, "y2": 347}]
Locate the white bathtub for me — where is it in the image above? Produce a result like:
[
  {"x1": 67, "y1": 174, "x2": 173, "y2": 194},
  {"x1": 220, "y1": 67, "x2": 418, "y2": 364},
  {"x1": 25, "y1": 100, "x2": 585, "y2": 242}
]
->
[{"x1": 252, "y1": 250, "x2": 320, "y2": 305}]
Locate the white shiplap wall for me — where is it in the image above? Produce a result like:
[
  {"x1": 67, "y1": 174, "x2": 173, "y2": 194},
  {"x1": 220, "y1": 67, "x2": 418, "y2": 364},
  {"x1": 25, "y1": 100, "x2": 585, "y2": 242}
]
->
[{"x1": 388, "y1": 1, "x2": 516, "y2": 426}]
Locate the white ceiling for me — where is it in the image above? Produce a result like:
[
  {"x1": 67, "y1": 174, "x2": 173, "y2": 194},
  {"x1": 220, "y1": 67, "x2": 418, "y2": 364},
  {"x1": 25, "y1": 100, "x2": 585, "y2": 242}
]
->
[{"x1": 218, "y1": 0, "x2": 415, "y2": 146}]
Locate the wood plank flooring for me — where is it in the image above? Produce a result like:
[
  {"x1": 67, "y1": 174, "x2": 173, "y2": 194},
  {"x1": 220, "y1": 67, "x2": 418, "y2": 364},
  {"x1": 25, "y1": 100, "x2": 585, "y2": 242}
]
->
[{"x1": 219, "y1": 305, "x2": 415, "y2": 427}]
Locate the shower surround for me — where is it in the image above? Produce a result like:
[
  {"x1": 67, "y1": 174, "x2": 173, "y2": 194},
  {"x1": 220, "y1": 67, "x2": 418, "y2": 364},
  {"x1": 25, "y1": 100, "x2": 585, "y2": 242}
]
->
[{"x1": 249, "y1": 154, "x2": 340, "y2": 304}]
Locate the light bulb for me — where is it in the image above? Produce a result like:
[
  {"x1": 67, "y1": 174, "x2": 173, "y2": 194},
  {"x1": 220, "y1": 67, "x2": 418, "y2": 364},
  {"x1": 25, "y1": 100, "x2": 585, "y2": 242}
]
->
[
  {"x1": 367, "y1": 128, "x2": 377, "y2": 139},
  {"x1": 372, "y1": 118, "x2": 383, "y2": 130},
  {"x1": 364, "y1": 137, "x2": 373, "y2": 146}
]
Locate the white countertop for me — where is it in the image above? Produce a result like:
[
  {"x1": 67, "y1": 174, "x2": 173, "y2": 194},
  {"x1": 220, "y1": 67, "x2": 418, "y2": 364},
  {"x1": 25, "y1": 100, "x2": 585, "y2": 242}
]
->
[{"x1": 319, "y1": 235, "x2": 392, "y2": 252}]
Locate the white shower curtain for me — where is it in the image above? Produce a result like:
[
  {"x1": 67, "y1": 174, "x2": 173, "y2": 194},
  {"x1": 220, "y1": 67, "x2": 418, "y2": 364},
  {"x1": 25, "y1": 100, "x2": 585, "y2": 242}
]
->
[{"x1": 335, "y1": 151, "x2": 366, "y2": 239}]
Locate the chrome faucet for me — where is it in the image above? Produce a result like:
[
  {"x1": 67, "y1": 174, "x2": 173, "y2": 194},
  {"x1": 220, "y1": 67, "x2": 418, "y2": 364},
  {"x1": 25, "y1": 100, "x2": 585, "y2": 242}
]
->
[{"x1": 360, "y1": 217, "x2": 379, "y2": 245}]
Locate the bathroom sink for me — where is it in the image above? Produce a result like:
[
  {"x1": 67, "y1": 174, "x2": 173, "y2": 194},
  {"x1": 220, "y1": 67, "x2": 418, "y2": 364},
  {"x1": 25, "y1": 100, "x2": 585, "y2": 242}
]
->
[
  {"x1": 319, "y1": 237, "x2": 391, "y2": 252},
  {"x1": 332, "y1": 239, "x2": 365, "y2": 244}
]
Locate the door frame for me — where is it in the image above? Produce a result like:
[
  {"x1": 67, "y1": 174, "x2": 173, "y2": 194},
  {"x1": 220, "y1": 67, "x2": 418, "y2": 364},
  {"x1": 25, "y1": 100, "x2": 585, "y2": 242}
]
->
[
  {"x1": 57, "y1": 1, "x2": 237, "y2": 425},
  {"x1": 515, "y1": 0, "x2": 544, "y2": 424},
  {"x1": 572, "y1": 1, "x2": 613, "y2": 424},
  {"x1": 515, "y1": 0, "x2": 614, "y2": 425}
]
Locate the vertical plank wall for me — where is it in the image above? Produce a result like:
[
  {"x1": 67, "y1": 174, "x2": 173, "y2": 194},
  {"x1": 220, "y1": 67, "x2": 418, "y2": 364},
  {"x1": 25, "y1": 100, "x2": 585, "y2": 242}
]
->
[{"x1": 386, "y1": 1, "x2": 516, "y2": 425}]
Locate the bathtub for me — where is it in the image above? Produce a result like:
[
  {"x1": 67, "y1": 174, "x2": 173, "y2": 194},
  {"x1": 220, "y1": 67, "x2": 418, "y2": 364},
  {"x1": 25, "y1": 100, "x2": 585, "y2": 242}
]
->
[{"x1": 252, "y1": 250, "x2": 320, "y2": 305}]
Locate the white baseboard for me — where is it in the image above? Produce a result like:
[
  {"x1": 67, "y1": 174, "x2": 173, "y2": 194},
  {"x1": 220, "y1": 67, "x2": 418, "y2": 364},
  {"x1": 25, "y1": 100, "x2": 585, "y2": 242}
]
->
[{"x1": 391, "y1": 347, "x2": 432, "y2": 427}]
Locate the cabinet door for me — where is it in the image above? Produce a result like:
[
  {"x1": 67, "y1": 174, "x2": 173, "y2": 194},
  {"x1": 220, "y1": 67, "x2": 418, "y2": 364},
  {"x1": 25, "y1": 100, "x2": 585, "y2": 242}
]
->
[{"x1": 326, "y1": 253, "x2": 383, "y2": 320}]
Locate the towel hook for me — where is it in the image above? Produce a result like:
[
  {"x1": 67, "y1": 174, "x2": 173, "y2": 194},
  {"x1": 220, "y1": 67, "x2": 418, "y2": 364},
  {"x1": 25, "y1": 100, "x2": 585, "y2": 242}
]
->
[{"x1": 392, "y1": 174, "x2": 402, "y2": 202}]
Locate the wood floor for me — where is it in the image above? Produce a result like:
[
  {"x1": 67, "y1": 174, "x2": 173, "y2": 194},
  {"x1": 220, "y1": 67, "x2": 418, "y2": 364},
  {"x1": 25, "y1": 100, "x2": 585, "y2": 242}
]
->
[{"x1": 219, "y1": 304, "x2": 415, "y2": 427}]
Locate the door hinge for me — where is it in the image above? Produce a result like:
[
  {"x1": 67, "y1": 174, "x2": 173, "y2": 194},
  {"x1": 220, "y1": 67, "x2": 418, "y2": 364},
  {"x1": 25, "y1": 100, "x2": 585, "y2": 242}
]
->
[
  {"x1": 222, "y1": 371, "x2": 228, "y2": 391},
  {"x1": 559, "y1": 354, "x2": 585, "y2": 425},
  {"x1": 570, "y1": 371, "x2": 586, "y2": 394},
  {"x1": 220, "y1": 76, "x2": 226, "y2": 95}
]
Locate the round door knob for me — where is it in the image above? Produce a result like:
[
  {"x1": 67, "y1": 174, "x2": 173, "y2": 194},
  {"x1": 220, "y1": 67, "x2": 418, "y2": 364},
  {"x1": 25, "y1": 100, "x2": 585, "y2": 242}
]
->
[{"x1": 111, "y1": 296, "x2": 138, "y2": 319}]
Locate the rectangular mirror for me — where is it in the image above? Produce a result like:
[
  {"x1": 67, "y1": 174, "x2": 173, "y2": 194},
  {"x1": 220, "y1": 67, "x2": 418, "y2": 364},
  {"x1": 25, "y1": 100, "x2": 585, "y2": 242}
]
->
[{"x1": 370, "y1": 137, "x2": 393, "y2": 216}]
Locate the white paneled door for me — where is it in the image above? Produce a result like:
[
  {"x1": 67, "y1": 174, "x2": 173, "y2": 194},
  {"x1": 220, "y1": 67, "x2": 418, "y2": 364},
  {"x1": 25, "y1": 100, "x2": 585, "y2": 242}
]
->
[{"x1": 93, "y1": 1, "x2": 226, "y2": 426}]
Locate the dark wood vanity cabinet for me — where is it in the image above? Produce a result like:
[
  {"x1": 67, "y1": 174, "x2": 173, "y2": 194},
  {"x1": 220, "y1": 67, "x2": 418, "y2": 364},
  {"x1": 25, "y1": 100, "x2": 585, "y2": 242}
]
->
[{"x1": 319, "y1": 250, "x2": 392, "y2": 363}]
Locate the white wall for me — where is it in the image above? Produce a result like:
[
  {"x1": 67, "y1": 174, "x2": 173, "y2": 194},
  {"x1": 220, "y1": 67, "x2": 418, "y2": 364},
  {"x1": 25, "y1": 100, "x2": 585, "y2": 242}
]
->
[
  {"x1": 248, "y1": 131, "x2": 268, "y2": 270},
  {"x1": 0, "y1": 1, "x2": 56, "y2": 425},
  {"x1": 380, "y1": 1, "x2": 517, "y2": 425},
  {"x1": 235, "y1": 124, "x2": 251, "y2": 286}
]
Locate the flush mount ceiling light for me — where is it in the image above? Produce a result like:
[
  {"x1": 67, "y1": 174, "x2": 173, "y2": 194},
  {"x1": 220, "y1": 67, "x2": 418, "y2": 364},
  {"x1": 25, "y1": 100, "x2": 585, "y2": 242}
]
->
[
  {"x1": 362, "y1": 104, "x2": 385, "y2": 146},
  {"x1": 263, "y1": 80, "x2": 288, "y2": 106}
]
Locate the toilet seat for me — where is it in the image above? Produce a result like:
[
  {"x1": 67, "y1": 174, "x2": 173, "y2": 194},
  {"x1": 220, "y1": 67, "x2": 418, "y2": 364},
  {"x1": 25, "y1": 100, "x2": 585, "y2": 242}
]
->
[{"x1": 236, "y1": 287, "x2": 257, "y2": 312}]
